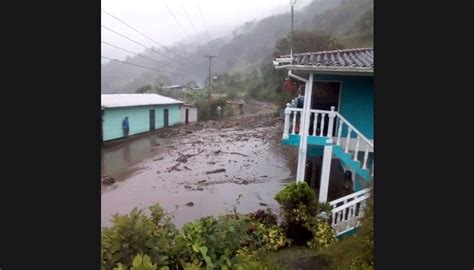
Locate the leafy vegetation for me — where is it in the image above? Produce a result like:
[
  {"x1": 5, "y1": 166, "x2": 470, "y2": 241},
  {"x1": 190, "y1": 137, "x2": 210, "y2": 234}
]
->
[
  {"x1": 275, "y1": 182, "x2": 336, "y2": 247},
  {"x1": 102, "y1": 183, "x2": 373, "y2": 269}
]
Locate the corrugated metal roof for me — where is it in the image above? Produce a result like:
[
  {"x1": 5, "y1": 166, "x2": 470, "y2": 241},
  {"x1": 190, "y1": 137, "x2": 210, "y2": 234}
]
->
[
  {"x1": 275, "y1": 48, "x2": 373, "y2": 74},
  {"x1": 101, "y1": 94, "x2": 183, "y2": 108}
]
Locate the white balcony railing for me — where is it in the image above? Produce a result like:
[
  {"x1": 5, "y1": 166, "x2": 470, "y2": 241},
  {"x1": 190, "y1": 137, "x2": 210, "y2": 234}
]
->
[
  {"x1": 329, "y1": 188, "x2": 371, "y2": 236},
  {"x1": 283, "y1": 104, "x2": 374, "y2": 177}
]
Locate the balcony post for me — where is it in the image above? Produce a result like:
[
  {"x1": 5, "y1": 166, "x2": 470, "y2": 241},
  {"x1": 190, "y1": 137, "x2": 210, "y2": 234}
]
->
[
  {"x1": 283, "y1": 103, "x2": 291, "y2": 140},
  {"x1": 296, "y1": 72, "x2": 314, "y2": 183}
]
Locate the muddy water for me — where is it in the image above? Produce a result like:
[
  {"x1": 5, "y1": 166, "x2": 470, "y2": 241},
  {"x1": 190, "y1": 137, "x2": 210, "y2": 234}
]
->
[{"x1": 101, "y1": 121, "x2": 296, "y2": 228}]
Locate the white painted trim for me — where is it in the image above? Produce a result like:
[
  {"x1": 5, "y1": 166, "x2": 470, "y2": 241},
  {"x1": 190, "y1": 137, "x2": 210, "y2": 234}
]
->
[
  {"x1": 334, "y1": 138, "x2": 374, "y2": 152},
  {"x1": 319, "y1": 144, "x2": 333, "y2": 203},
  {"x1": 296, "y1": 73, "x2": 314, "y2": 182},
  {"x1": 276, "y1": 64, "x2": 373, "y2": 76},
  {"x1": 329, "y1": 188, "x2": 371, "y2": 206}
]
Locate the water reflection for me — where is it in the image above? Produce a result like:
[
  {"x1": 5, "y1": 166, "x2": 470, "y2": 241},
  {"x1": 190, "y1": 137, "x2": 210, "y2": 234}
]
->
[{"x1": 101, "y1": 135, "x2": 169, "y2": 180}]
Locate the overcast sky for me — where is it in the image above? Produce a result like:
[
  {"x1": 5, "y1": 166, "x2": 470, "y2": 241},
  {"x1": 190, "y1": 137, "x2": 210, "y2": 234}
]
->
[{"x1": 101, "y1": 0, "x2": 311, "y2": 63}]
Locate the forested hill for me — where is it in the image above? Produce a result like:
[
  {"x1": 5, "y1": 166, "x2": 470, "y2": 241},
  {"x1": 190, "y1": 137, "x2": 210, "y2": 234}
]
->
[{"x1": 101, "y1": 0, "x2": 373, "y2": 94}]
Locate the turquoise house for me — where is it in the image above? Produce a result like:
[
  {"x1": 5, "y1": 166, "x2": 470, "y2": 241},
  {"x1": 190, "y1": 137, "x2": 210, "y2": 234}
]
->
[
  {"x1": 101, "y1": 94, "x2": 183, "y2": 142},
  {"x1": 274, "y1": 48, "x2": 374, "y2": 237}
]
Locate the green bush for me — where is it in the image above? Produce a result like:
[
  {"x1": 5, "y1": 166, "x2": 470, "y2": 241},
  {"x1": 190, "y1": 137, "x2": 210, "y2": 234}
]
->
[
  {"x1": 247, "y1": 209, "x2": 278, "y2": 227},
  {"x1": 274, "y1": 182, "x2": 335, "y2": 248},
  {"x1": 274, "y1": 182, "x2": 319, "y2": 242},
  {"x1": 101, "y1": 204, "x2": 177, "y2": 270},
  {"x1": 114, "y1": 254, "x2": 168, "y2": 270}
]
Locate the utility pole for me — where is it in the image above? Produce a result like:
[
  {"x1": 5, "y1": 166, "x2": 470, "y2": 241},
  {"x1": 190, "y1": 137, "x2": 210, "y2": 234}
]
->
[
  {"x1": 290, "y1": 0, "x2": 297, "y2": 59},
  {"x1": 204, "y1": 55, "x2": 216, "y2": 116}
]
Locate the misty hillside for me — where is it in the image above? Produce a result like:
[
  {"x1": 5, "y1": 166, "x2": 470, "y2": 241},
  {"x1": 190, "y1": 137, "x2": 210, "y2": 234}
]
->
[{"x1": 101, "y1": 0, "x2": 373, "y2": 94}]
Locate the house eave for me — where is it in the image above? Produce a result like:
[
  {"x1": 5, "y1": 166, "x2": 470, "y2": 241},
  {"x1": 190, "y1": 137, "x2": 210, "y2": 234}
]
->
[{"x1": 275, "y1": 64, "x2": 373, "y2": 76}]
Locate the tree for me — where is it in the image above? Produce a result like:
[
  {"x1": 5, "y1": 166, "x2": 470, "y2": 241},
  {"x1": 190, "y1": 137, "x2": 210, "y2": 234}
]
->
[
  {"x1": 135, "y1": 84, "x2": 152, "y2": 93},
  {"x1": 274, "y1": 31, "x2": 345, "y2": 57}
]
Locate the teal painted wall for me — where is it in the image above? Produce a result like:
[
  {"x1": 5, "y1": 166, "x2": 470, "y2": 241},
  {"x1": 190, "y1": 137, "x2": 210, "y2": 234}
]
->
[
  {"x1": 313, "y1": 74, "x2": 373, "y2": 139},
  {"x1": 102, "y1": 104, "x2": 181, "y2": 141}
]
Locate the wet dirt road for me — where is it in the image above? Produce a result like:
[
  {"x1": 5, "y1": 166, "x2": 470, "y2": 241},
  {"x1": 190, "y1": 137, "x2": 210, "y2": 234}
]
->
[{"x1": 101, "y1": 102, "x2": 297, "y2": 227}]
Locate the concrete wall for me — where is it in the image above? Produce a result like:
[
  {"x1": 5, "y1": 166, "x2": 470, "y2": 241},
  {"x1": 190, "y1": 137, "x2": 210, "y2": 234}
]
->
[
  {"x1": 180, "y1": 106, "x2": 198, "y2": 124},
  {"x1": 102, "y1": 104, "x2": 181, "y2": 141}
]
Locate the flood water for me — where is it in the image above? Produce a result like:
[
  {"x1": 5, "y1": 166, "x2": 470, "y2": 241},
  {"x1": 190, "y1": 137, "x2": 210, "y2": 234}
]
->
[{"x1": 101, "y1": 116, "x2": 296, "y2": 228}]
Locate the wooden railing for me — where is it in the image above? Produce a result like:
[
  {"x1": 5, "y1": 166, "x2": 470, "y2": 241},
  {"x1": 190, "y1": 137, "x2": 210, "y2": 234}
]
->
[
  {"x1": 329, "y1": 188, "x2": 371, "y2": 236},
  {"x1": 283, "y1": 105, "x2": 374, "y2": 177}
]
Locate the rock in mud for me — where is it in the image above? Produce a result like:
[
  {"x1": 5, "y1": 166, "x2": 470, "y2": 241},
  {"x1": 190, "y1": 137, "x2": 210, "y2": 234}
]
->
[
  {"x1": 198, "y1": 180, "x2": 206, "y2": 184},
  {"x1": 184, "y1": 185, "x2": 192, "y2": 189},
  {"x1": 101, "y1": 175, "x2": 115, "y2": 185},
  {"x1": 206, "y1": 169, "x2": 226, "y2": 174},
  {"x1": 259, "y1": 202, "x2": 268, "y2": 206},
  {"x1": 185, "y1": 202, "x2": 194, "y2": 207}
]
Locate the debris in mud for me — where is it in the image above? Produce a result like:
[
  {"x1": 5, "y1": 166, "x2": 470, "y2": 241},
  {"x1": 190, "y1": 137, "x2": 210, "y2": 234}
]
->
[
  {"x1": 259, "y1": 202, "x2": 268, "y2": 206},
  {"x1": 183, "y1": 166, "x2": 191, "y2": 171},
  {"x1": 229, "y1": 152, "x2": 249, "y2": 157},
  {"x1": 185, "y1": 202, "x2": 194, "y2": 207},
  {"x1": 101, "y1": 175, "x2": 115, "y2": 185},
  {"x1": 206, "y1": 169, "x2": 226, "y2": 174},
  {"x1": 259, "y1": 175, "x2": 268, "y2": 178},
  {"x1": 153, "y1": 157, "x2": 164, "y2": 161},
  {"x1": 213, "y1": 150, "x2": 222, "y2": 155},
  {"x1": 184, "y1": 185, "x2": 192, "y2": 189},
  {"x1": 207, "y1": 161, "x2": 216, "y2": 165},
  {"x1": 198, "y1": 180, "x2": 206, "y2": 184}
]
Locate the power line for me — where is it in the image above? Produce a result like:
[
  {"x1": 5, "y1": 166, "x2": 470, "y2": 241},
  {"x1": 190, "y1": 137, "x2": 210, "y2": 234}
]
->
[
  {"x1": 197, "y1": 1, "x2": 212, "y2": 41},
  {"x1": 101, "y1": 8, "x2": 196, "y2": 66},
  {"x1": 162, "y1": 1, "x2": 188, "y2": 35},
  {"x1": 102, "y1": 56, "x2": 203, "y2": 79},
  {"x1": 180, "y1": 2, "x2": 199, "y2": 35},
  {"x1": 102, "y1": 56, "x2": 165, "y2": 73},
  {"x1": 101, "y1": 24, "x2": 205, "y2": 76},
  {"x1": 101, "y1": 41, "x2": 202, "y2": 77}
]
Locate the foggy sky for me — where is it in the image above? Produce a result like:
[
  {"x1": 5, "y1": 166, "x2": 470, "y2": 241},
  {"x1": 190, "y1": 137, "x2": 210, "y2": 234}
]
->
[{"x1": 101, "y1": 0, "x2": 311, "y2": 63}]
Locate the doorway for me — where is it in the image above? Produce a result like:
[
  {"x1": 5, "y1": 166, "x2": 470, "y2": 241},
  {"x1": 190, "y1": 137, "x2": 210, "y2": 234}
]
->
[
  {"x1": 149, "y1": 109, "x2": 155, "y2": 131},
  {"x1": 185, "y1": 108, "x2": 189, "y2": 124},
  {"x1": 163, "y1": 109, "x2": 169, "y2": 127},
  {"x1": 310, "y1": 81, "x2": 341, "y2": 136}
]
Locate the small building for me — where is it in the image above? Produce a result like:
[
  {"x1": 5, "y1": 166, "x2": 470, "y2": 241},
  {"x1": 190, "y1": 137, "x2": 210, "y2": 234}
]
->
[
  {"x1": 181, "y1": 104, "x2": 198, "y2": 124},
  {"x1": 101, "y1": 94, "x2": 183, "y2": 142},
  {"x1": 227, "y1": 100, "x2": 245, "y2": 115},
  {"x1": 162, "y1": 85, "x2": 186, "y2": 91}
]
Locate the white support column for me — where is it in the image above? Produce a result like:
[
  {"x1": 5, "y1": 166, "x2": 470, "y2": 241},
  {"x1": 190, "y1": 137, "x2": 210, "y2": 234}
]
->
[
  {"x1": 296, "y1": 73, "x2": 314, "y2": 183},
  {"x1": 319, "y1": 143, "x2": 333, "y2": 202},
  {"x1": 283, "y1": 103, "x2": 291, "y2": 140}
]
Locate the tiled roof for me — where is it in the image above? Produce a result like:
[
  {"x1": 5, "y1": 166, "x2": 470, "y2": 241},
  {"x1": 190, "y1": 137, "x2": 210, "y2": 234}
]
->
[
  {"x1": 275, "y1": 48, "x2": 373, "y2": 74},
  {"x1": 101, "y1": 94, "x2": 183, "y2": 108}
]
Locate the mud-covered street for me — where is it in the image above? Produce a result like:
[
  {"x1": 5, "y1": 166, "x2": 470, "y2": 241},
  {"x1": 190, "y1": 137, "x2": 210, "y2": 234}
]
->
[{"x1": 101, "y1": 101, "x2": 297, "y2": 227}]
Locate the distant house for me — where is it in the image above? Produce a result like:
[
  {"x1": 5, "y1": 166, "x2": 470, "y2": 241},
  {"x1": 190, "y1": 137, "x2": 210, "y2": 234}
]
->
[
  {"x1": 101, "y1": 94, "x2": 183, "y2": 141},
  {"x1": 162, "y1": 85, "x2": 186, "y2": 91},
  {"x1": 227, "y1": 100, "x2": 245, "y2": 115},
  {"x1": 190, "y1": 85, "x2": 203, "y2": 91},
  {"x1": 181, "y1": 104, "x2": 198, "y2": 124}
]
